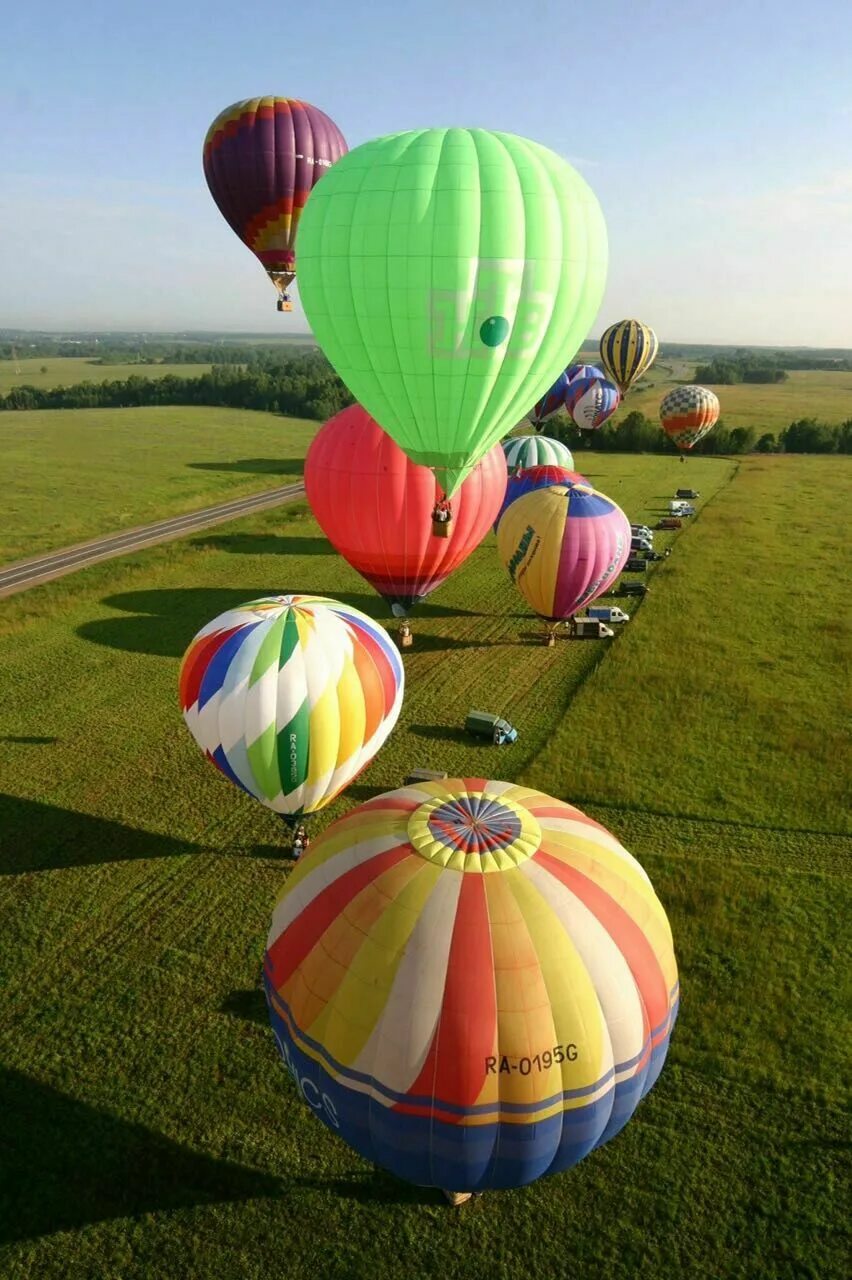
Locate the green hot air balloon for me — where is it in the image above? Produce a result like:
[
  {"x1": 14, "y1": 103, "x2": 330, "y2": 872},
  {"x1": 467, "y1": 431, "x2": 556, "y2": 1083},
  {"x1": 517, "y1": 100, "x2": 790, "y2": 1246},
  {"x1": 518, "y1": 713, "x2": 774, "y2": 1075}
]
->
[{"x1": 297, "y1": 128, "x2": 607, "y2": 497}]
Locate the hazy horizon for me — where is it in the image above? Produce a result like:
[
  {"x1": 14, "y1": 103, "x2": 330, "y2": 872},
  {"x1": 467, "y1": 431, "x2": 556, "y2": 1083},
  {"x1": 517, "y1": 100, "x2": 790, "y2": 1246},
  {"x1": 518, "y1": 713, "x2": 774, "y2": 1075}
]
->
[{"x1": 3, "y1": 0, "x2": 851, "y2": 346}]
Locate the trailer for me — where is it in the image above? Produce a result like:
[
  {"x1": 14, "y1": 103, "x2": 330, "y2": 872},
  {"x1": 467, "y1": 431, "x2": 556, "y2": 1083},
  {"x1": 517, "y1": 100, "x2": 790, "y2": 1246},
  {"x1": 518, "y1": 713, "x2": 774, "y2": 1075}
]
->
[
  {"x1": 570, "y1": 617, "x2": 615, "y2": 638},
  {"x1": 465, "y1": 710, "x2": 518, "y2": 745}
]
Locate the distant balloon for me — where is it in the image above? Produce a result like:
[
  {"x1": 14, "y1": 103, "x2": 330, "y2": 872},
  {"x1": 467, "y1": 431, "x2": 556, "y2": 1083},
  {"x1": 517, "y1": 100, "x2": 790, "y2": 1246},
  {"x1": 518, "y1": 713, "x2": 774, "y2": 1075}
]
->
[
  {"x1": 564, "y1": 374, "x2": 621, "y2": 431},
  {"x1": 203, "y1": 97, "x2": 347, "y2": 308},
  {"x1": 528, "y1": 371, "x2": 570, "y2": 429},
  {"x1": 503, "y1": 435, "x2": 575, "y2": 474},
  {"x1": 599, "y1": 320, "x2": 658, "y2": 395},
  {"x1": 264, "y1": 776, "x2": 679, "y2": 1191},
  {"x1": 565, "y1": 363, "x2": 603, "y2": 384},
  {"x1": 305, "y1": 405, "x2": 507, "y2": 616},
  {"x1": 179, "y1": 594, "x2": 403, "y2": 820},
  {"x1": 297, "y1": 127, "x2": 608, "y2": 496},
  {"x1": 493, "y1": 464, "x2": 588, "y2": 532},
  {"x1": 659, "y1": 385, "x2": 721, "y2": 450},
  {"x1": 497, "y1": 484, "x2": 631, "y2": 620}
]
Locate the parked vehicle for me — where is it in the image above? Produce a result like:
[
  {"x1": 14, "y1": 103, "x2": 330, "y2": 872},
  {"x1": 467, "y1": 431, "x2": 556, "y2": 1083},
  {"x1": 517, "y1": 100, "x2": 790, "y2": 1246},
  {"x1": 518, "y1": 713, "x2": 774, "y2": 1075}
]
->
[
  {"x1": 657, "y1": 517, "x2": 683, "y2": 530},
  {"x1": 570, "y1": 617, "x2": 615, "y2": 638},
  {"x1": 404, "y1": 768, "x2": 449, "y2": 785},
  {"x1": 631, "y1": 535, "x2": 653, "y2": 552},
  {"x1": 588, "y1": 606, "x2": 630, "y2": 623},
  {"x1": 465, "y1": 710, "x2": 518, "y2": 745},
  {"x1": 676, "y1": 488, "x2": 699, "y2": 499},
  {"x1": 668, "y1": 500, "x2": 695, "y2": 516},
  {"x1": 643, "y1": 549, "x2": 669, "y2": 562},
  {"x1": 630, "y1": 524, "x2": 654, "y2": 539},
  {"x1": 625, "y1": 557, "x2": 648, "y2": 572},
  {"x1": 616, "y1": 581, "x2": 647, "y2": 597}
]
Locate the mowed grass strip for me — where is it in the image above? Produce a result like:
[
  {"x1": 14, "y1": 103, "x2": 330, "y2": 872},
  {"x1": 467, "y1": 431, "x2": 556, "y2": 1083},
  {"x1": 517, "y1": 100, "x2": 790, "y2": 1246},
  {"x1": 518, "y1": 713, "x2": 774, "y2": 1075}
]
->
[
  {"x1": 0, "y1": 453, "x2": 847, "y2": 1277},
  {"x1": 0, "y1": 406, "x2": 317, "y2": 562},
  {"x1": 0, "y1": 356, "x2": 212, "y2": 393},
  {"x1": 523, "y1": 456, "x2": 852, "y2": 835}
]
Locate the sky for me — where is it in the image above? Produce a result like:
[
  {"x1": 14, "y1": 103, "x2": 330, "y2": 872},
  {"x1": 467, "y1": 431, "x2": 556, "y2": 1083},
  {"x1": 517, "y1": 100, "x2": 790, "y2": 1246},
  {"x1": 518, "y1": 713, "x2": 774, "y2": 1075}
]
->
[{"x1": 1, "y1": 0, "x2": 851, "y2": 346}]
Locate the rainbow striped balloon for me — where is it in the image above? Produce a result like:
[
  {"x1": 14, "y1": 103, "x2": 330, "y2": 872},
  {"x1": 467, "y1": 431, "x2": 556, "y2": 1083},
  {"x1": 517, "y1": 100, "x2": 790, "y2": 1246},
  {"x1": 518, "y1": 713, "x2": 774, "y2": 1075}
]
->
[
  {"x1": 497, "y1": 483, "x2": 631, "y2": 620},
  {"x1": 179, "y1": 595, "x2": 404, "y2": 819},
  {"x1": 502, "y1": 435, "x2": 575, "y2": 474},
  {"x1": 264, "y1": 778, "x2": 679, "y2": 1190}
]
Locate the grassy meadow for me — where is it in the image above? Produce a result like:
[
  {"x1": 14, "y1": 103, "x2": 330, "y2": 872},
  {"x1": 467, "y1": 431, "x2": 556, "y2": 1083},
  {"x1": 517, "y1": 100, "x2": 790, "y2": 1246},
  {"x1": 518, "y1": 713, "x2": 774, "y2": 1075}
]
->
[
  {"x1": 0, "y1": 451, "x2": 848, "y2": 1278},
  {"x1": 0, "y1": 356, "x2": 212, "y2": 393},
  {"x1": 0, "y1": 407, "x2": 317, "y2": 563}
]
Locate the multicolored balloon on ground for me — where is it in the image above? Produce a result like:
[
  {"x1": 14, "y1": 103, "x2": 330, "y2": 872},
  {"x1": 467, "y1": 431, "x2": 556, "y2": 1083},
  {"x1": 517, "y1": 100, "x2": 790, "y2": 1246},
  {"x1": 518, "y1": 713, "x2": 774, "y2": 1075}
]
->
[
  {"x1": 264, "y1": 776, "x2": 679, "y2": 1190},
  {"x1": 305, "y1": 405, "x2": 507, "y2": 616},
  {"x1": 179, "y1": 595, "x2": 403, "y2": 820},
  {"x1": 203, "y1": 97, "x2": 347, "y2": 307},
  {"x1": 528, "y1": 371, "x2": 570, "y2": 429},
  {"x1": 497, "y1": 484, "x2": 631, "y2": 621},
  {"x1": 297, "y1": 128, "x2": 608, "y2": 496},
  {"x1": 659, "y1": 385, "x2": 721, "y2": 450},
  {"x1": 503, "y1": 435, "x2": 575, "y2": 474},
  {"x1": 599, "y1": 319, "x2": 659, "y2": 395},
  {"x1": 564, "y1": 373, "x2": 621, "y2": 431},
  {"x1": 493, "y1": 464, "x2": 587, "y2": 532}
]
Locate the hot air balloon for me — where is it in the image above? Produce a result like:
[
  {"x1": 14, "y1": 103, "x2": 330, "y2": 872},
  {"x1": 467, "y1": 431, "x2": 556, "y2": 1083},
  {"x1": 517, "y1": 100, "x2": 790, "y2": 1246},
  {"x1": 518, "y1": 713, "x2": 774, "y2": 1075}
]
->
[
  {"x1": 528, "y1": 371, "x2": 570, "y2": 429},
  {"x1": 599, "y1": 320, "x2": 658, "y2": 395},
  {"x1": 179, "y1": 595, "x2": 403, "y2": 832},
  {"x1": 264, "y1": 776, "x2": 679, "y2": 1191},
  {"x1": 493, "y1": 464, "x2": 588, "y2": 533},
  {"x1": 305, "y1": 405, "x2": 507, "y2": 620},
  {"x1": 565, "y1": 362, "x2": 603, "y2": 384},
  {"x1": 503, "y1": 435, "x2": 575, "y2": 474},
  {"x1": 297, "y1": 128, "x2": 608, "y2": 501},
  {"x1": 203, "y1": 97, "x2": 347, "y2": 311},
  {"x1": 660, "y1": 385, "x2": 720, "y2": 451},
  {"x1": 497, "y1": 484, "x2": 630, "y2": 636},
  {"x1": 564, "y1": 373, "x2": 621, "y2": 431}
]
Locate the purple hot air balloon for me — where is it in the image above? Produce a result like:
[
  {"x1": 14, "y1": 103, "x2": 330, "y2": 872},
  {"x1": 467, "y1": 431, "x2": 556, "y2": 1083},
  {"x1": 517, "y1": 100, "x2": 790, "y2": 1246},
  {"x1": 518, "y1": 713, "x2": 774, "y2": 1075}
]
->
[
  {"x1": 203, "y1": 96, "x2": 347, "y2": 309},
  {"x1": 565, "y1": 374, "x2": 621, "y2": 431},
  {"x1": 565, "y1": 363, "x2": 604, "y2": 384},
  {"x1": 528, "y1": 370, "x2": 570, "y2": 429}
]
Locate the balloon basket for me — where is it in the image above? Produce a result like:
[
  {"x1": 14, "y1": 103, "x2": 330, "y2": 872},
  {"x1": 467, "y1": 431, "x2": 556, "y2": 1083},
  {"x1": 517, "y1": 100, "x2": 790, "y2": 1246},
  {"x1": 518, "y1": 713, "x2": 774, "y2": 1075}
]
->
[
  {"x1": 397, "y1": 624, "x2": 414, "y2": 649},
  {"x1": 432, "y1": 518, "x2": 452, "y2": 538}
]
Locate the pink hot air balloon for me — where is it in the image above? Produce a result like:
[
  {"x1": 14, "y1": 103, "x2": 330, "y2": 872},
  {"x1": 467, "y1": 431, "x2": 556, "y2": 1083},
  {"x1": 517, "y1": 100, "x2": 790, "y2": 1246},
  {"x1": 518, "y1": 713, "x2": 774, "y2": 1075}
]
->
[
  {"x1": 493, "y1": 464, "x2": 588, "y2": 532},
  {"x1": 305, "y1": 405, "x2": 508, "y2": 617}
]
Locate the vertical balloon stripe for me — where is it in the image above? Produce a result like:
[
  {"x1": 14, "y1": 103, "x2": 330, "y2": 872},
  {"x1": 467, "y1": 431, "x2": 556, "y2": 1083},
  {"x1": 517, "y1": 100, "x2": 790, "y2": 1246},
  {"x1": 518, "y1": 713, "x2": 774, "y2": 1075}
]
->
[{"x1": 179, "y1": 626, "x2": 242, "y2": 711}]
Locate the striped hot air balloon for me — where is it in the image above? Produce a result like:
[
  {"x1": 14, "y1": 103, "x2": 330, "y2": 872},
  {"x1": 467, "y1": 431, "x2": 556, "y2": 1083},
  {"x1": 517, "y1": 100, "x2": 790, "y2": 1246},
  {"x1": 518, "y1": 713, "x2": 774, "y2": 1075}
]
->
[
  {"x1": 564, "y1": 373, "x2": 621, "y2": 431},
  {"x1": 496, "y1": 484, "x2": 631, "y2": 621},
  {"x1": 527, "y1": 371, "x2": 570, "y2": 429},
  {"x1": 264, "y1": 777, "x2": 679, "y2": 1191},
  {"x1": 502, "y1": 435, "x2": 575, "y2": 475},
  {"x1": 493, "y1": 464, "x2": 588, "y2": 533},
  {"x1": 599, "y1": 319, "x2": 659, "y2": 395},
  {"x1": 565, "y1": 362, "x2": 603, "y2": 384},
  {"x1": 179, "y1": 595, "x2": 404, "y2": 820},
  {"x1": 660, "y1": 385, "x2": 720, "y2": 451}
]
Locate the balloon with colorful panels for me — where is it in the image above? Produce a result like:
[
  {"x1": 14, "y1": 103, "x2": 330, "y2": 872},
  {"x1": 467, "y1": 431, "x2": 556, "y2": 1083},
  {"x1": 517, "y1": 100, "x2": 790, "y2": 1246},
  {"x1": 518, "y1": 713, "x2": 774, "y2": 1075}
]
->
[
  {"x1": 503, "y1": 435, "x2": 575, "y2": 475},
  {"x1": 599, "y1": 319, "x2": 659, "y2": 395},
  {"x1": 565, "y1": 362, "x2": 603, "y2": 384},
  {"x1": 264, "y1": 777, "x2": 679, "y2": 1191},
  {"x1": 296, "y1": 127, "x2": 608, "y2": 501},
  {"x1": 496, "y1": 484, "x2": 631, "y2": 633},
  {"x1": 493, "y1": 464, "x2": 588, "y2": 533},
  {"x1": 564, "y1": 373, "x2": 621, "y2": 431},
  {"x1": 527, "y1": 370, "x2": 570, "y2": 430},
  {"x1": 179, "y1": 595, "x2": 403, "y2": 827},
  {"x1": 203, "y1": 97, "x2": 347, "y2": 311},
  {"x1": 305, "y1": 405, "x2": 507, "y2": 619},
  {"x1": 660, "y1": 385, "x2": 720, "y2": 451}
]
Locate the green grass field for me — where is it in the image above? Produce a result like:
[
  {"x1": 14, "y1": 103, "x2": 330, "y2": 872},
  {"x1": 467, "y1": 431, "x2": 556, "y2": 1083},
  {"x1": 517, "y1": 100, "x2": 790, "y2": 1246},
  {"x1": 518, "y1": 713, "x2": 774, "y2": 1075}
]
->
[
  {"x1": 0, "y1": 357, "x2": 212, "y2": 393},
  {"x1": 0, "y1": 453, "x2": 848, "y2": 1278},
  {"x1": 0, "y1": 407, "x2": 317, "y2": 563}
]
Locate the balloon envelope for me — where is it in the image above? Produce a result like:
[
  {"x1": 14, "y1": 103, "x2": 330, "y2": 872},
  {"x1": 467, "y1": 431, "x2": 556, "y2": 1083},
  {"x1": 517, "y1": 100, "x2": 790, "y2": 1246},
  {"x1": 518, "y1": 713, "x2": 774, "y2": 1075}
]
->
[
  {"x1": 179, "y1": 594, "x2": 403, "y2": 818},
  {"x1": 497, "y1": 484, "x2": 631, "y2": 620},
  {"x1": 565, "y1": 362, "x2": 603, "y2": 384},
  {"x1": 528, "y1": 371, "x2": 570, "y2": 428},
  {"x1": 297, "y1": 128, "x2": 608, "y2": 495},
  {"x1": 599, "y1": 320, "x2": 658, "y2": 395},
  {"x1": 503, "y1": 435, "x2": 574, "y2": 474},
  {"x1": 264, "y1": 777, "x2": 679, "y2": 1190},
  {"x1": 305, "y1": 405, "x2": 507, "y2": 616},
  {"x1": 203, "y1": 97, "x2": 347, "y2": 288},
  {"x1": 564, "y1": 374, "x2": 621, "y2": 431},
  {"x1": 493, "y1": 464, "x2": 588, "y2": 532},
  {"x1": 660, "y1": 385, "x2": 720, "y2": 450}
]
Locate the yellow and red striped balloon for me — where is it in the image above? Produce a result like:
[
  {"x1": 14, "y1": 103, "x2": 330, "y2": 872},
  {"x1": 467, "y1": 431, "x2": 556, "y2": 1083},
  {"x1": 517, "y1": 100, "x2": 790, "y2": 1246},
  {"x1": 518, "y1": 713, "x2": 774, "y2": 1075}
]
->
[{"x1": 264, "y1": 777, "x2": 679, "y2": 1190}]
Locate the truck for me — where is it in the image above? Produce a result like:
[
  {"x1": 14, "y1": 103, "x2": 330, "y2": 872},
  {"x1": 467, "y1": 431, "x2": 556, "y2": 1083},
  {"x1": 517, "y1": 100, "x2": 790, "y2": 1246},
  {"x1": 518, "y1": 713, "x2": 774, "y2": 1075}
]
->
[
  {"x1": 570, "y1": 617, "x2": 615, "y2": 638},
  {"x1": 657, "y1": 516, "x2": 682, "y2": 530},
  {"x1": 668, "y1": 500, "x2": 695, "y2": 516},
  {"x1": 675, "y1": 488, "x2": 699, "y2": 499},
  {"x1": 403, "y1": 768, "x2": 449, "y2": 786},
  {"x1": 616, "y1": 580, "x2": 647, "y2": 597},
  {"x1": 588, "y1": 606, "x2": 630, "y2": 623},
  {"x1": 625, "y1": 557, "x2": 648, "y2": 572},
  {"x1": 631, "y1": 534, "x2": 653, "y2": 553},
  {"x1": 630, "y1": 523, "x2": 654, "y2": 539},
  {"x1": 465, "y1": 710, "x2": 518, "y2": 745}
]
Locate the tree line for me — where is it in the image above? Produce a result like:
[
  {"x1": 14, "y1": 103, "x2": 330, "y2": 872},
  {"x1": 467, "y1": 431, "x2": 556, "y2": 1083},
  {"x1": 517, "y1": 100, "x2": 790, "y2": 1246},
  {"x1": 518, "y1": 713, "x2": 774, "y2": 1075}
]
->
[{"x1": 548, "y1": 411, "x2": 852, "y2": 455}]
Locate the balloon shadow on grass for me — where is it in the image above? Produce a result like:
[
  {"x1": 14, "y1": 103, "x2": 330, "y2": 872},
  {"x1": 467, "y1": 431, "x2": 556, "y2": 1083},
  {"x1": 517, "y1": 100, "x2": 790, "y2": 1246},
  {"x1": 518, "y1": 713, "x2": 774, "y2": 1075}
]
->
[
  {"x1": 0, "y1": 793, "x2": 203, "y2": 876},
  {"x1": 191, "y1": 533, "x2": 332, "y2": 557},
  {"x1": 0, "y1": 736, "x2": 59, "y2": 745},
  {"x1": 187, "y1": 458, "x2": 305, "y2": 476},
  {"x1": 0, "y1": 1065, "x2": 282, "y2": 1244},
  {"x1": 221, "y1": 988, "x2": 268, "y2": 1026},
  {"x1": 408, "y1": 724, "x2": 472, "y2": 746}
]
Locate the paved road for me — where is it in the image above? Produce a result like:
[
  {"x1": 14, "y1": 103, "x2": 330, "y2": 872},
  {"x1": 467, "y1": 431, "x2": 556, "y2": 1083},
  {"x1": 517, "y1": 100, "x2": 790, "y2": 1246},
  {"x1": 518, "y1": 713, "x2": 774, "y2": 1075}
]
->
[{"x1": 0, "y1": 482, "x2": 306, "y2": 598}]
